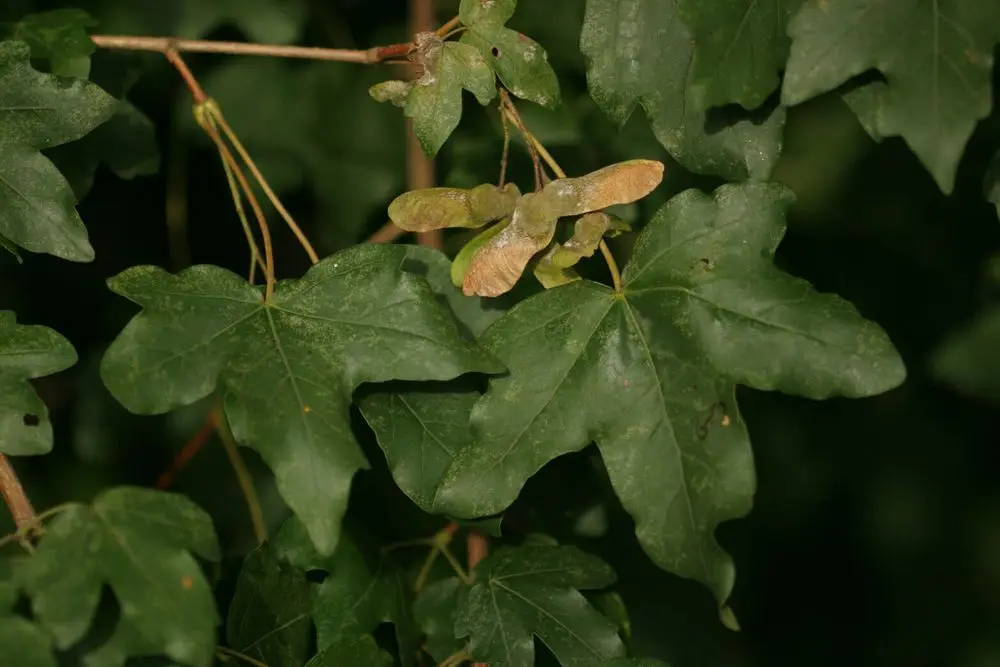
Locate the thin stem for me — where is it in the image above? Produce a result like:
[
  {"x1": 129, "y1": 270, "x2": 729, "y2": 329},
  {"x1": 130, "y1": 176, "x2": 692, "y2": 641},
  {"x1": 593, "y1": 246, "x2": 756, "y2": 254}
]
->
[
  {"x1": 164, "y1": 47, "x2": 207, "y2": 103},
  {"x1": 216, "y1": 645, "x2": 268, "y2": 667},
  {"x1": 0, "y1": 503, "x2": 72, "y2": 552},
  {"x1": 215, "y1": 130, "x2": 268, "y2": 280},
  {"x1": 210, "y1": 105, "x2": 320, "y2": 265},
  {"x1": 92, "y1": 34, "x2": 411, "y2": 64},
  {"x1": 0, "y1": 454, "x2": 35, "y2": 532},
  {"x1": 498, "y1": 101, "x2": 511, "y2": 187},
  {"x1": 366, "y1": 221, "x2": 407, "y2": 244},
  {"x1": 438, "y1": 647, "x2": 471, "y2": 667},
  {"x1": 155, "y1": 410, "x2": 217, "y2": 490},
  {"x1": 499, "y1": 92, "x2": 544, "y2": 189},
  {"x1": 200, "y1": 115, "x2": 276, "y2": 300},
  {"x1": 508, "y1": 99, "x2": 625, "y2": 292},
  {"x1": 215, "y1": 406, "x2": 268, "y2": 545},
  {"x1": 414, "y1": 546, "x2": 441, "y2": 593},
  {"x1": 441, "y1": 544, "x2": 472, "y2": 584},
  {"x1": 434, "y1": 16, "x2": 461, "y2": 37}
]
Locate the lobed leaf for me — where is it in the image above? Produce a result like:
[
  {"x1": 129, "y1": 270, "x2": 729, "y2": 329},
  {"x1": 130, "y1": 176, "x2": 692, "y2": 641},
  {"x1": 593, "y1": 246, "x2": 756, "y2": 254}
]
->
[
  {"x1": 782, "y1": 0, "x2": 1000, "y2": 194},
  {"x1": 404, "y1": 38, "x2": 497, "y2": 157},
  {"x1": 226, "y1": 545, "x2": 314, "y2": 667},
  {"x1": 678, "y1": 0, "x2": 803, "y2": 110},
  {"x1": 20, "y1": 487, "x2": 221, "y2": 667},
  {"x1": 0, "y1": 9, "x2": 96, "y2": 78},
  {"x1": 100, "y1": 245, "x2": 503, "y2": 556},
  {"x1": 413, "y1": 577, "x2": 468, "y2": 663},
  {"x1": 0, "y1": 312, "x2": 77, "y2": 456},
  {"x1": 454, "y1": 544, "x2": 625, "y2": 666},
  {"x1": 305, "y1": 634, "x2": 393, "y2": 667},
  {"x1": 580, "y1": 0, "x2": 785, "y2": 181},
  {"x1": 0, "y1": 40, "x2": 116, "y2": 261},
  {"x1": 435, "y1": 182, "x2": 906, "y2": 607}
]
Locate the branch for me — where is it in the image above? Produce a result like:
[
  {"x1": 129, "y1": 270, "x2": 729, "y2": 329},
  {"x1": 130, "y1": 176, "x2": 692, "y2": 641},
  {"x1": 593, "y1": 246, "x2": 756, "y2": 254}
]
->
[
  {"x1": 90, "y1": 35, "x2": 412, "y2": 64},
  {"x1": 0, "y1": 454, "x2": 36, "y2": 531},
  {"x1": 409, "y1": 0, "x2": 442, "y2": 250}
]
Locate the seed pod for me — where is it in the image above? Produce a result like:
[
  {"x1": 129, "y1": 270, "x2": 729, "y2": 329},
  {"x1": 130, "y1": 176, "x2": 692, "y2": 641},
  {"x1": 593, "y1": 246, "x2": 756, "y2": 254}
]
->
[
  {"x1": 537, "y1": 159, "x2": 664, "y2": 218},
  {"x1": 462, "y1": 192, "x2": 559, "y2": 297},
  {"x1": 532, "y1": 212, "x2": 628, "y2": 288},
  {"x1": 369, "y1": 80, "x2": 412, "y2": 107},
  {"x1": 450, "y1": 218, "x2": 510, "y2": 287},
  {"x1": 387, "y1": 182, "x2": 520, "y2": 232}
]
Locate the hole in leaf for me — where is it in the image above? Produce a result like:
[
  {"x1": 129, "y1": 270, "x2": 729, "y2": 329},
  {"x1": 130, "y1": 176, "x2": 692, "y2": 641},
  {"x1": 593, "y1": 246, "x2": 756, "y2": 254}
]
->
[
  {"x1": 22, "y1": 414, "x2": 39, "y2": 427},
  {"x1": 491, "y1": 46, "x2": 500, "y2": 57}
]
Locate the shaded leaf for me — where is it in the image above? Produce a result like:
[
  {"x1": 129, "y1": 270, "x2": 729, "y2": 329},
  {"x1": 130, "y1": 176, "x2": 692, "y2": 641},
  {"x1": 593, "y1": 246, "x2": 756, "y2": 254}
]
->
[
  {"x1": 678, "y1": 0, "x2": 803, "y2": 109},
  {"x1": 404, "y1": 39, "x2": 497, "y2": 156},
  {"x1": 312, "y1": 532, "x2": 419, "y2": 667},
  {"x1": 100, "y1": 245, "x2": 502, "y2": 557},
  {"x1": 413, "y1": 577, "x2": 467, "y2": 663},
  {"x1": 21, "y1": 487, "x2": 221, "y2": 667},
  {"x1": 305, "y1": 634, "x2": 393, "y2": 667},
  {"x1": 458, "y1": 0, "x2": 560, "y2": 109},
  {"x1": 435, "y1": 182, "x2": 905, "y2": 606},
  {"x1": 0, "y1": 557, "x2": 21, "y2": 610},
  {"x1": 601, "y1": 660, "x2": 670, "y2": 667},
  {"x1": 455, "y1": 544, "x2": 624, "y2": 666},
  {"x1": 0, "y1": 9, "x2": 95, "y2": 78},
  {"x1": 580, "y1": 0, "x2": 785, "y2": 181},
  {"x1": 226, "y1": 544, "x2": 314, "y2": 667},
  {"x1": 931, "y1": 307, "x2": 1000, "y2": 402},
  {"x1": 0, "y1": 40, "x2": 116, "y2": 261},
  {"x1": 986, "y1": 148, "x2": 1000, "y2": 220},
  {"x1": 0, "y1": 311, "x2": 77, "y2": 456},
  {"x1": 0, "y1": 616, "x2": 57, "y2": 667},
  {"x1": 782, "y1": 0, "x2": 1000, "y2": 193},
  {"x1": 94, "y1": 0, "x2": 306, "y2": 44}
]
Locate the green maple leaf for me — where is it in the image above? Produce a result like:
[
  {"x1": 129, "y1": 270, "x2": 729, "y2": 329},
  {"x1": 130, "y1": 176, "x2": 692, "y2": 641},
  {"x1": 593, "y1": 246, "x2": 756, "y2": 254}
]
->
[
  {"x1": 100, "y1": 245, "x2": 502, "y2": 556},
  {"x1": 0, "y1": 617, "x2": 57, "y2": 667},
  {"x1": 0, "y1": 311, "x2": 77, "y2": 456},
  {"x1": 678, "y1": 0, "x2": 803, "y2": 109},
  {"x1": 782, "y1": 0, "x2": 1000, "y2": 194},
  {"x1": 434, "y1": 182, "x2": 906, "y2": 606},
  {"x1": 455, "y1": 544, "x2": 625, "y2": 666},
  {"x1": 403, "y1": 40, "x2": 497, "y2": 157},
  {"x1": 226, "y1": 544, "x2": 314, "y2": 667},
  {"x1": 310, "y1": 531, "x2": 419, "y2": 667},
  {"x1": 359, "y1": 247, "x2": 503, "y2": 513},
  {"x1": 0, "y1": 9, "x2": 96, "y2": 78},
  {"x1": 580, "y1": 0, "x2": 786, "y2": 182},
  {"x1": 413, "y1": 577, "x2": 469, "y2": 663},
  {"x1": 20, "y1": 487, "x2": 221, "y2": 667},
  {"x1": 305, "y1": 634, "x2": 393, "y2": 667},
  {"x1": 458, "y1": 0, "x2": 560, "y2": 109},
  {"x1": 0, "y1": 40, "x2": 116, "y2": 261}
]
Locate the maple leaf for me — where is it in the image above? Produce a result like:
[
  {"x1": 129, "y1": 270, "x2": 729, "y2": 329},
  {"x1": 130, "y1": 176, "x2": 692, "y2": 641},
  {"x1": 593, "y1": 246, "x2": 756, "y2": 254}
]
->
[
  {"x1": 580, "y1": 0, "x2": 786, "y2": 182},
  {"x1": 100, "y1": 244, "x2": 503, "y2": 556},
  {"x1": 0, "y1": 311, "x2": 77, "y2": 456},
  {"x1": 0, "y1": 40, "x2": 116, "y2": 261},
  {"x1": 20, "y1": 487, "x2": 221, "y2": 667},
  {"x1": 782, "y1": 0, "x2": 1000, "y2": 193},
  {"x1": 458, "y1": 0, "x2": 561, "y2": 109},
  {"x1": 433, "y1": 182, "x2": 906, "y2": 607}
]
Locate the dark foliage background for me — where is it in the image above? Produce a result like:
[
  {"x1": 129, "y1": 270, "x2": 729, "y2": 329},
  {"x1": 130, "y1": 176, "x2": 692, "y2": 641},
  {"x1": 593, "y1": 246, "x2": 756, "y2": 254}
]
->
[{"x1": 1, "y1": 1, "x2": 999, "y2": 665}]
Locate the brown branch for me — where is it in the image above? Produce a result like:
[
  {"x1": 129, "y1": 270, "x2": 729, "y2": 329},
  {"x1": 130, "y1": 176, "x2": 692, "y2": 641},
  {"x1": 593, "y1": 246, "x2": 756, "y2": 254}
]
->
[
  {"x1": 367, "y1": 221, "x2": 407, "y2": 244},
  {"x1": 155, "y1": 410, "x2": 217, "y2": 490},
  {"x1": 164, "y1": 47, "x2": 207, "y2": 103},
  {"x1": 0, "y1": 454, "x2": 36, "y2": 531},
  {"x1": 467, "y1": 529, "x2": 489, "y2": 667},
  {"x1": 91, "y1": 34, "x2": 411, "y2": 64},
  {"x1": 409, "y1": 0, "x2": 442, "y2": 250}
]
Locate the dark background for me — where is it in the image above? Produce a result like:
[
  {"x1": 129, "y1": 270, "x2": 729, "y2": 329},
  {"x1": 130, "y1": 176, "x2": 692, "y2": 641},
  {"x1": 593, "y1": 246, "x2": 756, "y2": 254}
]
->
[{"x1": 1, "y1": 1, "x2": 999, "y2": 665}]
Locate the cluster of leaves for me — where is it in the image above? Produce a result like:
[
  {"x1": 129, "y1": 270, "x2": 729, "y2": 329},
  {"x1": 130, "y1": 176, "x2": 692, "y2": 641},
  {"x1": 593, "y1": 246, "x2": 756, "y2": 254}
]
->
[{"x1": 0, "y1": 0, "x2": 998, "y2": 665}]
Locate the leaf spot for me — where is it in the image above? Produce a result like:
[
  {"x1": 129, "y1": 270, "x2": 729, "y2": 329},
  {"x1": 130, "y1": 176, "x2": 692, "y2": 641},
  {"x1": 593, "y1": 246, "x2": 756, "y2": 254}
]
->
[
  {"x1": 181, "y1": 575, "x2": 193, "y2": 589},
  {"x1": 303, "y1": 405, "x2": 312, "y2": 413}
]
